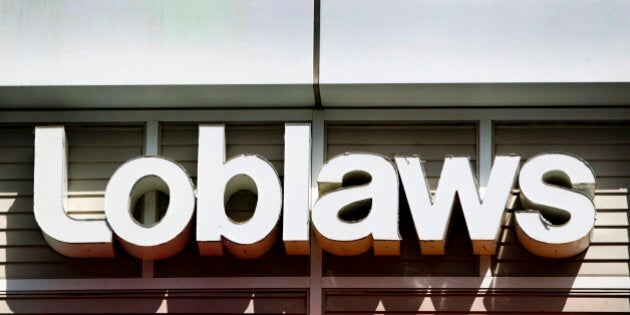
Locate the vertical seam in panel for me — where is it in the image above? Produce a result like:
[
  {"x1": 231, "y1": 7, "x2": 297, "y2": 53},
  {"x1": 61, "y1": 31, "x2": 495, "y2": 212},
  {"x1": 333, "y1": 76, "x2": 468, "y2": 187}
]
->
[
  {"x1": 144, "y1": 121, "x2": 160, "y2": 155},
  {"x1": 142, "y1": 121, "x2": 160, "y2": 278},
  {"x1": 478, "y1": 119, "x2": 493, "y2": 277},
  {"x1": 313, "y1": 0, "x2": 322, "y2": 108},
  {"x1": 478, "y1": 120, "x2": 492, "y2": 186},
  {"x1": 309, "y1": 110, "x2": 324, "y2": 314}
]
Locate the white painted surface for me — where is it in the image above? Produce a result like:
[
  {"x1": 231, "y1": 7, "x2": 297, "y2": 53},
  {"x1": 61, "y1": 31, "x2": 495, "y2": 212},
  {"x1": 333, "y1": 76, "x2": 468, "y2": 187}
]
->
[
  {"x1": 282, "y1": 124, "x2": 312, "y2": 254},
  {"x1": 320, "y1": 0, "x2": 630, "y2": 84},
  {"x1": 0, "y1": 0, "x2": 313, "y2": 86}
]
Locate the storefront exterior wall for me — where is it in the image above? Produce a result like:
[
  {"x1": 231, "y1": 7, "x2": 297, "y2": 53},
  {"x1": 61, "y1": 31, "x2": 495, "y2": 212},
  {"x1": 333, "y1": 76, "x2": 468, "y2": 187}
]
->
[
  {"x1": 1, "y1": 1, "x2": 630, "y2": 314},
  {"x1": 0, "y1": 108, "x2": 628, "y2": 313}
]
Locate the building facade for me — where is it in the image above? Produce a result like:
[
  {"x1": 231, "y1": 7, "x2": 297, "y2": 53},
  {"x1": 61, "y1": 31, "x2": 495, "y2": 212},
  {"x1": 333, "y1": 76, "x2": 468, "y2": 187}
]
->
[{"x1": 0, "y1": 1, "x2": 629, "y2": 314}]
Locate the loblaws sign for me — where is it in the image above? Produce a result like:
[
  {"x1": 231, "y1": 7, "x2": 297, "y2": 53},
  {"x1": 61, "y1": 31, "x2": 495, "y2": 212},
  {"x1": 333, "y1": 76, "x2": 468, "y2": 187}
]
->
[{"x1": 34, "y1": 124, "x2": 596, "y2": 261}]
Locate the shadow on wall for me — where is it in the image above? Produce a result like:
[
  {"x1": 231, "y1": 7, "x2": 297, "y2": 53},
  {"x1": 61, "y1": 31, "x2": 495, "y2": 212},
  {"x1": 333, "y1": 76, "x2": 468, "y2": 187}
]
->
[
  {"x1": 327, "y1": 190, "x2": 630, "y2": 314},
  {"x1": 324, "y1": 288, "x2": 585, "y2": 314},
  {"x1": 483, "y1": 187, "x2": 630, "y2": 313},
  {"x1": 323, "y1": 192, "x2": 485, "y2": 313},
  {"x1": 323, "y1": 192, "x2": 606, "y2": 314},
  {"x1": 166, "y1": 291, "x2": 306, "y2": 314},
  {"x1": 157, "y1": 213, "x2": 309, "y2": 313},
  {"x1": 483, "y1": 195, "x2": 585, "y2": 313},
  {"x1": 325, "y1": 254, "x2": 586, "y2": 313}
]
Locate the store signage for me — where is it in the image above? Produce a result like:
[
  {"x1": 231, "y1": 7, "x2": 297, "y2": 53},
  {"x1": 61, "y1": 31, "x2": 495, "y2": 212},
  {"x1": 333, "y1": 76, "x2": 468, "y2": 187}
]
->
[{"x1": 33, "y1": 125, "x2": 596, "y2": 261}]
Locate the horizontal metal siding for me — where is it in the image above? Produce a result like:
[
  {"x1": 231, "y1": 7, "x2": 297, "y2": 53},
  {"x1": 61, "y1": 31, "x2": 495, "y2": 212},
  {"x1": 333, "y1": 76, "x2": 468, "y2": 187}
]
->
[
  {"x1": 155, "y1": 123, "x2": 309, "y2": 277},
  {"x1": 0, "y1": 125, "x2": 142, "y2": 279},
  {"x1": 325, "y1": 290, "x2": 630, "y2": 314},
  {"x1": 327, "y1": 124, "x2": 478, "y2": 188},
  {"x1": 324, "y1": 123, "x2": 479, "y2": 276},
  {"x1": 0, "y1": 290, "x2": 307, "y2": 314},
  {"x1": 494, "y1": 123, "x2": 630, "y2": 189},
  {"x1": 160, "y1": 124, "x2": 286, "y2": 181},
  {"x1": 493, "y1": 123, "x2": 630, "y2": 277}
]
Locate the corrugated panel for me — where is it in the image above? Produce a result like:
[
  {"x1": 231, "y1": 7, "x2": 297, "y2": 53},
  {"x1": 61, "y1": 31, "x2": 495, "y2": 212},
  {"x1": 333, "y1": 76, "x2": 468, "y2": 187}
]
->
[
  {"x1": 324, "y1": 123, "x2": 478, "y2": 276},
  {"x1": 160, "y1": 124, "x2": 285, "y2": 182},
  {"x1": 327, "y1": 124, "x2": 477, "y2": 189},
  {"x1": 325, "y1": 289, "x2": 630, "y2": 314},
  {"x1": 494, "y1": 123, "x2": 630, "y2": 189},
  {"x1": 0, "y1": 290, "x2": 306, "y2": 314},
  {"x1": 493, "y1": 123, "x2": 630, "y2": 277},
  {"x1": 0, "y1": 125, "x2": 142, "y2": 279},
  {"x1": 156, "y1": 123, "x2": 308, "y2": 277}
]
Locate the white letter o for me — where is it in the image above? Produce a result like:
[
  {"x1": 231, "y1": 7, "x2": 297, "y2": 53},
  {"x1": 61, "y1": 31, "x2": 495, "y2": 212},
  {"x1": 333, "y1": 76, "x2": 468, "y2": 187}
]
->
[{"x1": 105, "y1": 156, "x2": 195, "y2": 260}]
